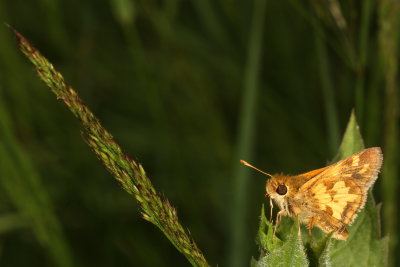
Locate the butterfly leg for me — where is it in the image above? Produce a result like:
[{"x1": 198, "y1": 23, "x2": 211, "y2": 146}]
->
[
  {"x1": 307, "y1": 217, "x2": 315, "y2": 239},
  {"x1": 273, "y1": 210, "x2": 286, "y2": 238},
  {"x1": 269, "y1": 197, "x2": 274, "y2": 222},
  {"x1": 275, "y1": 210, "x2": 284, "y2": 226}
]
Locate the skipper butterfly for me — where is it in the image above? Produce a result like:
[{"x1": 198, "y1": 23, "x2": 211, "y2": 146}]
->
[{"x1": 241, "y1": 147, "x2": 383, "y2": 240}]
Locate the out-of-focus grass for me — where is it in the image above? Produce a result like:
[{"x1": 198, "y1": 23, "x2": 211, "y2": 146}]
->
[
  {"x1": 0, "y1": 0, "x2": 398, "y2": 266},
  {"x1": 314, "y1": 33, "x2": 340, "y2": 154},
  {"x1": 0, "y1": 95, "x2": 74, "y2": 267},
  {"x1": 229, "y1": 0, "x2": 267, "y2": 266},
  {"x1": 378, "y1": 1, "x2": 400, "y2": 265}
]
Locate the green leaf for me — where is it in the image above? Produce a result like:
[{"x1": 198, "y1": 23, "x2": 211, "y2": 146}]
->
[
  {"x1": 253, "y1": 207, "x2": 308, "y2": 267},
  {"x1": 332, "y1": 110, "x2": 364, "y2": 162},
  {"x1": 257, "y1": 205, "x2": 283, "y2": 252},
  {"x1": 314, "y1": 236, "x2": 333, "y2": 267},
  {"x1": 297, "y1": 233, "x2": 331, "y2": 267}
]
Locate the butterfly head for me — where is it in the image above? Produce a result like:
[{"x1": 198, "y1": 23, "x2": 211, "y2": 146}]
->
[{"x1": 266, "y1": 176, "x2": 290, "y2": 208}]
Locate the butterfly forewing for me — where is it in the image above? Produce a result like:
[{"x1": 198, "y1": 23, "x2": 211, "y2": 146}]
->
[{"x1": 298, "y1": 147, "x2": 382, "y2": 225}]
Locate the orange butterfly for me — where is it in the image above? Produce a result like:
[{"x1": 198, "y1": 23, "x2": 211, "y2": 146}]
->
[{"x1": 242, "y1": 147, "x2": 383, "y2": 240}]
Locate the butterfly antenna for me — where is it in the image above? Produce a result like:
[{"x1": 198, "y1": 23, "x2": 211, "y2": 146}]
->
[{"x1": 240, "y1": 160, "x2": 273, "y2": 178}]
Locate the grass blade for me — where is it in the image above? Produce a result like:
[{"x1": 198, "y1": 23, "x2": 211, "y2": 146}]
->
[{"x1": 228, "y1": 0, "x2": 267, "y2": 266}]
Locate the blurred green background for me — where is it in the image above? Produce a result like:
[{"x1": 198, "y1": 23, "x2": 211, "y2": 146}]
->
[{"x1": 0, "y1": 0, "x2": 398, "y2": 266}]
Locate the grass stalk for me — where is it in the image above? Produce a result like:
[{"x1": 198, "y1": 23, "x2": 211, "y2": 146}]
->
[
  {"x1": 228, "y1": 0, "x2": 267, "y2": 266},
  {"x1": 378, "y1": 1, "x2": 400, "y2": 266},
  {"x1": 355, "y1": 0, "x2": 373, "y2": 126},
  {"x1": 314, "y1": 32, "x2": 340, "y2": 154},
  {"x1": 12, "y1": 29, "x2": 209, "y2": 267}
]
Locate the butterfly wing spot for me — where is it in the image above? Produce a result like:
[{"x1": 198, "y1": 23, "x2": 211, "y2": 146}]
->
[
  {"x1": 331, "y1": 181, "x2": 347, "y2": 193},
  {"x1": 312, "y1": 183, "x2": 327, "y2": 194},
  {"x1": 341, "y1": 202, "x2": 359, "y2": 225},
  {"x1": 352, "y1": 173, "x2": 364, "y2": 179},
  {"x1": 358, "y1": 164, "x2": 370, "y2": 174},
  {"x1": 351, "y1": 156, "x2": 360, "y2": 167},
  {"x1": 325, "y1": 206, "x2": 333, "y2": 216}
]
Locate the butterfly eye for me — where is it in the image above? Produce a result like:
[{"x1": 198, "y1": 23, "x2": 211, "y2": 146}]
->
[{"x1": 276, "y1": 184, "x2": 287, "y2": 195}]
